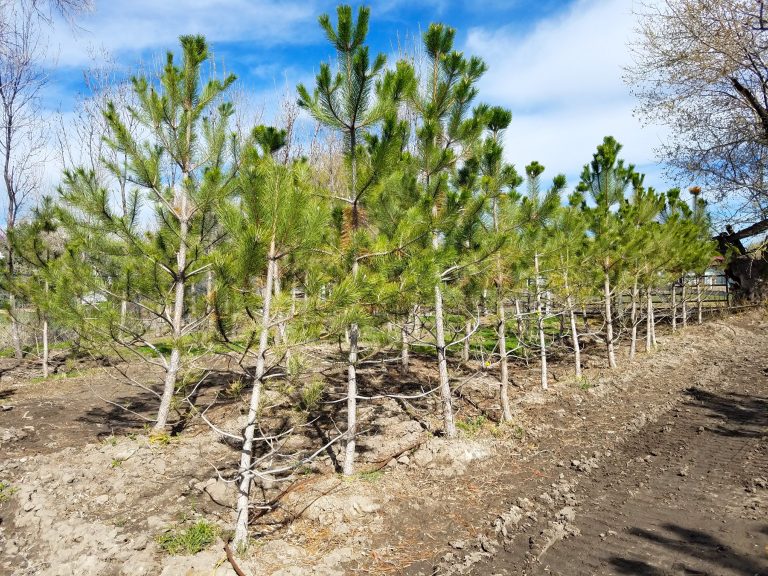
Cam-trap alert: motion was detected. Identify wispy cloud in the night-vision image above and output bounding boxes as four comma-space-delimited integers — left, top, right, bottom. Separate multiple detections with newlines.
47, 0, 327, 69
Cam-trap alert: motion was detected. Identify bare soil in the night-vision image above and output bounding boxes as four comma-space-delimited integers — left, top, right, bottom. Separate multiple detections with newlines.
0, 309, 766, 575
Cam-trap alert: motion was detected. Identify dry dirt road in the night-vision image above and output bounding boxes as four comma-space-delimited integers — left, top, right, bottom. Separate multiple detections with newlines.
454, 324, 768, 575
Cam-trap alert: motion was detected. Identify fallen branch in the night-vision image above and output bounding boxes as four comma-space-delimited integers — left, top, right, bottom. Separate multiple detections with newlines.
224, 542, 248, 576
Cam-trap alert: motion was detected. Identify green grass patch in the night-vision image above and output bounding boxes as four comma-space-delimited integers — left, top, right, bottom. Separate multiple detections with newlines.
155, 519, 218, 555
0, 481, 18, 503
576, 375, 594, 390
456, 415, 488, 436
356, 470, 383, 483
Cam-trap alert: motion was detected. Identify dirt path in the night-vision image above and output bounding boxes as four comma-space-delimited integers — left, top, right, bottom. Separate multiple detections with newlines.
469, 357, 768, 575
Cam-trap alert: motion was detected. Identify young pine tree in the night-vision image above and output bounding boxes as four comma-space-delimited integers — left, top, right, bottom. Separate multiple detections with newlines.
58, 36, 236, 431
298, 5, 412, 474
574, 137, 636, 369
216, 128, 329, 551
519, 162, 564, 390
407, 23, 487, 438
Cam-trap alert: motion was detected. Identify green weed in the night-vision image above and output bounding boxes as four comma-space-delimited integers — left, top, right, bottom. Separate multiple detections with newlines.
224, 378, 245, 398
149, 431, 173, 446
102, 435, 118, 447
456, 415, 487, 436
356, 470, 383, 483
0, 481, 18, 503
155, 519, 218, 555
577, 376, 593, 390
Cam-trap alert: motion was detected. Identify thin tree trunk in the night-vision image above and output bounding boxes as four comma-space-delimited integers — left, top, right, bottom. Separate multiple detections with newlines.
8, 292, 22, 360
514, 298, 523, 337
343, 322, 359, 475
564, 271, 581, 378
629, 276, 639, 360
681, 281, 688, 328
274, 260, 287, 347
582, 304, 589, 333
697, 277, 703, 324
535, 253, 548, 389
400, 314, 409, 374
462, 318, 471, 363
205, 268, 214, 333
603, 263, 617, 369
233, 238, 276, 550
435, 282, 456, 437
342, 249, 361, 475
154, 189, 189, 431
4, 134, 22, 360
42, 281, 49, 379
671, 281, 677, 332
646, 287, 653, 353
497, 292, 512, 421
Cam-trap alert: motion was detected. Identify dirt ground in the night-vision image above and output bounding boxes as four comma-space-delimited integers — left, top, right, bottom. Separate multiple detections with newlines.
0, 309, 766, 575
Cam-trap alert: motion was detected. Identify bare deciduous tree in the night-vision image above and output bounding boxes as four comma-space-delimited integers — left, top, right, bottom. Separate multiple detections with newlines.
628, 0, 768, 228
0, 3, 47, 358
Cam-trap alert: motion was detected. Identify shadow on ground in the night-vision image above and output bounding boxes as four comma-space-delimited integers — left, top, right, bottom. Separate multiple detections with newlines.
609, 523, 768, 576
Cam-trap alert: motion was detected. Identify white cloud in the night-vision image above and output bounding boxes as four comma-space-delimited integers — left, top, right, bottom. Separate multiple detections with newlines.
47, 0, 324, 69
463, 0, 671, 190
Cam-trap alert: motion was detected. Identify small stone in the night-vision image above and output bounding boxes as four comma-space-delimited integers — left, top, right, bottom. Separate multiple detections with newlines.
449, 540, 465, 550
132, 536, 148, 551
517, 497, 534, 511
697, 426, 705, 433
557, 506, 576, 523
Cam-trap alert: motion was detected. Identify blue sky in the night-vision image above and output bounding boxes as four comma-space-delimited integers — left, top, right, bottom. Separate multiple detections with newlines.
42, 0, 671, 195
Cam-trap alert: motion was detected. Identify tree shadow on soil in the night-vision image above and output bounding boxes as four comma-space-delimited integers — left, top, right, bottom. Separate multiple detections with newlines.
609, 523, 768, 576
683, 387, 768, 438
76, 369, 245, 438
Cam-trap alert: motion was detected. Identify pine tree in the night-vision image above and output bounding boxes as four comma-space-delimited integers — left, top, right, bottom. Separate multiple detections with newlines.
10, 197, 64, 379
519, 162, 564, 389
298, 5, 411, 474
574, 137, 636, 369
549, 203, 589, 377
406, 23, 487, 438
216, 127, 329, 551
617, 177, 665, 359
58, 35, 236, 431
476, 107, 522, 418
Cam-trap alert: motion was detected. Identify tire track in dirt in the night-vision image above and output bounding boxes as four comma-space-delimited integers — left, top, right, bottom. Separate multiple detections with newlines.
468, 326, 768, 575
